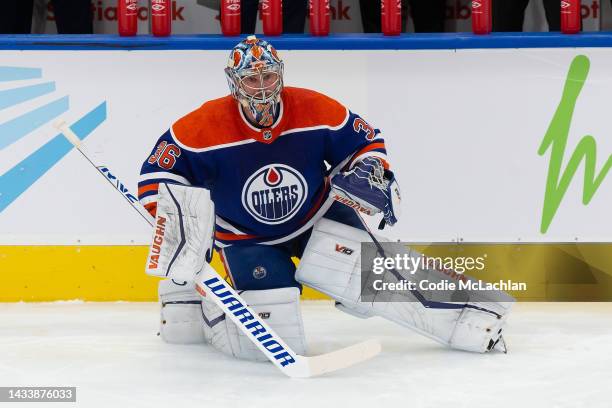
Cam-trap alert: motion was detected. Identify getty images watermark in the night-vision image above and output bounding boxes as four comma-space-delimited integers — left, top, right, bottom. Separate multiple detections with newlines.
360, 242, 525, 303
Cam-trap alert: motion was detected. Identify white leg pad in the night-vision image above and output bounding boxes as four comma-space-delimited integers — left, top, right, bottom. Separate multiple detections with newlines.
201, 287, 307, 362
158, 279, 206, 344
296, 218, 513, 353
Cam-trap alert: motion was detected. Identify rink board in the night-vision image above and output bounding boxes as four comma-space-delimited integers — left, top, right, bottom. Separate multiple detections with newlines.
0, 246, 325, 301
1, 34, 612, 301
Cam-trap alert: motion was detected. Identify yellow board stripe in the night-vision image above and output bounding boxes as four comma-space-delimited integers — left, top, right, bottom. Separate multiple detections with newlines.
5, 243, 612, 302
0, 246, 328, 302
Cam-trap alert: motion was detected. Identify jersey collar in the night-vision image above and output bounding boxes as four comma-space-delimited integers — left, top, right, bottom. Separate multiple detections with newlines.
236, 97, 287, 144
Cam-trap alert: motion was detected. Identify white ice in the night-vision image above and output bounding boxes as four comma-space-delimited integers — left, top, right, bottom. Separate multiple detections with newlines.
0, 302, 610, 408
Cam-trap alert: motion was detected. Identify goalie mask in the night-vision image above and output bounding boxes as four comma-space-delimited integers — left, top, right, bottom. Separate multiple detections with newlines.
225, 35, 284, 128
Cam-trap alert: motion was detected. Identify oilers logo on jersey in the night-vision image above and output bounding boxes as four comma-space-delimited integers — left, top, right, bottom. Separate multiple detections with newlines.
242, 164, 308, 225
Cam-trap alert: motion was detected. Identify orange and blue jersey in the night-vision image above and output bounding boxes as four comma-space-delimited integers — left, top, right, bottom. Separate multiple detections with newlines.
138, 87, 388, 248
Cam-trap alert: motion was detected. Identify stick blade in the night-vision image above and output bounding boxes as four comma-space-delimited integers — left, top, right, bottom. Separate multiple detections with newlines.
295, 339, 381, 378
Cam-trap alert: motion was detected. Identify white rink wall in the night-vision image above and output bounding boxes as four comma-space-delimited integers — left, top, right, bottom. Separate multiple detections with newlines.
1, 47, 612, 244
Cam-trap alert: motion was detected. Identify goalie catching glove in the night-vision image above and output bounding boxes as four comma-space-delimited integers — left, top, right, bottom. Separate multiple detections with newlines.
331, 157, 401, 227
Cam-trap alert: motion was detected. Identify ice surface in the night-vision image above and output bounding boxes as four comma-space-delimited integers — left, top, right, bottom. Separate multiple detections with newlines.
0, 301, 610, 408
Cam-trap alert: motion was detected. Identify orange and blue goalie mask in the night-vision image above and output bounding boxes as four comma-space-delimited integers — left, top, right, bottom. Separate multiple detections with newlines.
225, 35, 284, 128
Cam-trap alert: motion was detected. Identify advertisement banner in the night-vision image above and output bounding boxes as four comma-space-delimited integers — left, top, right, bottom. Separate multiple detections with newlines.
33, 0, 602, 35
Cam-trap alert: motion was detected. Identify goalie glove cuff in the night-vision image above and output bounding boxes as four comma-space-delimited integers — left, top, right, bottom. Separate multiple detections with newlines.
330, 157, 401, 226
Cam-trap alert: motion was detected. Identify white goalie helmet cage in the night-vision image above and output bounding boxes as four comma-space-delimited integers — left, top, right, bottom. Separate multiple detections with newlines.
224, 35, 284, 127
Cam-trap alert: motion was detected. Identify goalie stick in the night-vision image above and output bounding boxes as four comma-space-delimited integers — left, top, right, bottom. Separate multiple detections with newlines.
53, 120, 155, 227
54, 120, 381, 378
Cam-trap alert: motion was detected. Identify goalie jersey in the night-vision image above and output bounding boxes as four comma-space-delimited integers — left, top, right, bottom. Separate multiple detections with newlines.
138, 87, 388, 248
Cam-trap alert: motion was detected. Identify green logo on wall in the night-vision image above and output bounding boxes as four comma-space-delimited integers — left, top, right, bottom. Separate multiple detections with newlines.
538, 55, 612, 234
